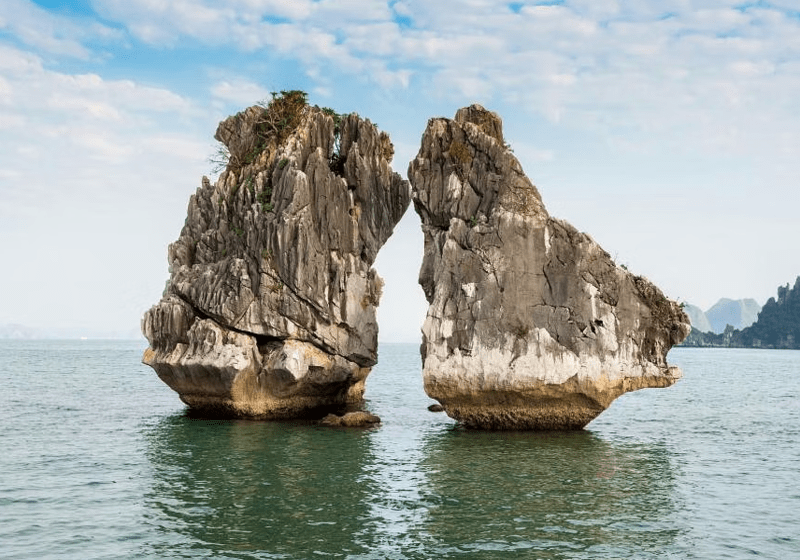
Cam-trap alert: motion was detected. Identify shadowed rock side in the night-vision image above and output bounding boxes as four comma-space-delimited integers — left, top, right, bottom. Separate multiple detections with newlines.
142, 102, 410, 418
409, 105, 690, 430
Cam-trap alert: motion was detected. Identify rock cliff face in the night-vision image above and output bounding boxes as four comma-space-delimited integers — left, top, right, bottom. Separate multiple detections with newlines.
142, 96, 410, 418
409, 105, 690, 429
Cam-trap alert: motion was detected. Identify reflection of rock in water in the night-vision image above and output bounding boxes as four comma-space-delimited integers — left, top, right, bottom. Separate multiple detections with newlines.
140, 413, 683, 557
412, 430, 682, 556
142, 414, 381, 556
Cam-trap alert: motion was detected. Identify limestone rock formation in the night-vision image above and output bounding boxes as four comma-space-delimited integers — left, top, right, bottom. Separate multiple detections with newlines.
320, 411, 381, 427
409, 105, 690, 430
142, 94, 410, 418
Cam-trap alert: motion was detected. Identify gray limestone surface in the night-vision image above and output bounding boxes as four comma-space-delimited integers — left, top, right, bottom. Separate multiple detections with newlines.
142, 100, 410, 418
409, 105, 690, 429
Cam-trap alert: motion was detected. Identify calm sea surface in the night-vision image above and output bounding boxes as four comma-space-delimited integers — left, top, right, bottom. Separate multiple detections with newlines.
1, 341, 799, 559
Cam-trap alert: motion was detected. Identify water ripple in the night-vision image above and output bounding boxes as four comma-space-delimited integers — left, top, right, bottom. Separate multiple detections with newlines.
1, 342, 800, 558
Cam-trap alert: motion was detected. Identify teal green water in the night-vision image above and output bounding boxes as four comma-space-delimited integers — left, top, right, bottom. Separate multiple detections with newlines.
1, 341, 799, 559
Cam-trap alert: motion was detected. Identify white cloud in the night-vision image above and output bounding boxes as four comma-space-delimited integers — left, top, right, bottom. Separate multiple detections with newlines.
0, 74, 11, 100
0, 111, 24, 128
0, 43, 43, 71
514, 144, 556, 163
519, 4, 598, 36
341, 22, 403, 56
58, 0, 800, 165
229, 0, 314, 19
94, 0, 229, 44
313, 0, 393, 23
47, 94, 123, 121
71, 129, 134, 162
60, 2, 800, 212
144, 135, 210, 161
567, 0, 621, 19
0, 44, 210, 333
0, 0, 121, 58
210, 79, 270, 106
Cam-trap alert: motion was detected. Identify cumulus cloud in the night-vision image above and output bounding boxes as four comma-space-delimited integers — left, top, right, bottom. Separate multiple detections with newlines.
4, 0, 795, 157
77, 0, 800, 169
210, 79, 271, 107
0, 0, 121, 58
0, 44, 210, 332
0, 45, 205, 196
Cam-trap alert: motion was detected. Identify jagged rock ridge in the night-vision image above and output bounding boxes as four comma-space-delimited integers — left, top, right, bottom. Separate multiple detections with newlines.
142, 95, 410, 418
409, 105, 690, 430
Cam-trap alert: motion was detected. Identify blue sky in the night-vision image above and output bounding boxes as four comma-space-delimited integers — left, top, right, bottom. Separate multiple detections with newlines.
1, 0, 799, 339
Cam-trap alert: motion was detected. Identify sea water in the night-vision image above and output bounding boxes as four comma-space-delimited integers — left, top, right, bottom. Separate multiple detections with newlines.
1, 340, 798, 559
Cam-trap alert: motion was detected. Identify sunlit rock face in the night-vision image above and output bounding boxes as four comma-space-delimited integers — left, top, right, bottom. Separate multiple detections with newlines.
409, 104, 690, 430
142, 101, 410, 418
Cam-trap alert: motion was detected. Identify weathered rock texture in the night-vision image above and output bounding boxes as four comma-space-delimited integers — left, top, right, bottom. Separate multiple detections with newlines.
320, 411, 381, 427
409, 105, 690, 430
142, 100, 410, 418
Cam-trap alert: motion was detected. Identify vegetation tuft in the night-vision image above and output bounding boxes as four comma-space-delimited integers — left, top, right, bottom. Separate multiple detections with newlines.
256, 90, 309, 147
449, 141, 472, 165
512, 324, 530, 339
209, 144, 231, 175
209, 90, 350, 249
320, 106, 345, 174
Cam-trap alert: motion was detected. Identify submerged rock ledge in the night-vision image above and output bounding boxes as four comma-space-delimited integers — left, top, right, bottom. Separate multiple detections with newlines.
142, 96, 410, 418
409, 105, 690, 429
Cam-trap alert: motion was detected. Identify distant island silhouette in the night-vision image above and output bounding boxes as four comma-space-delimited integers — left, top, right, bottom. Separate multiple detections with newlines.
683, 298, 761, 334
680, 277, 800, 349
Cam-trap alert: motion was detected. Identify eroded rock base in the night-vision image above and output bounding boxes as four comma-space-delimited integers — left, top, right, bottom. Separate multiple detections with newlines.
173, 385, 367, 421
143, 324, 370, 420
430, 374, 678, 430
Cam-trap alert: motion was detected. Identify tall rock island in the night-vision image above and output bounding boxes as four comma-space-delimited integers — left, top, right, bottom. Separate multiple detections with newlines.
142, 92, 410, 418
410, 105, 690, 429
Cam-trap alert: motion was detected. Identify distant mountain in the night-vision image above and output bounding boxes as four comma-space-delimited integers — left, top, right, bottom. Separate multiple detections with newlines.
0, 324, 41, 339
683, 304, 712, 333
737, 278, 800, 348
0, 324, 142, 340
683, 298, 761, 334
681, 277, 800, 349
705, 298, 761, 333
